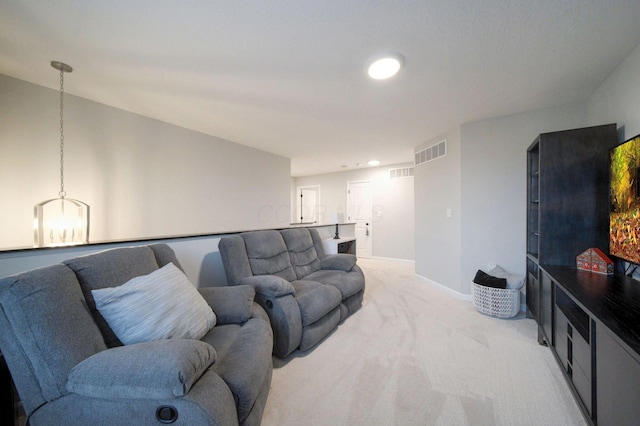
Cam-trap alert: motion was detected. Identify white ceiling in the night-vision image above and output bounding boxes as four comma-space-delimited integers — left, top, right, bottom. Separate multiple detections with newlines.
2, 1, 640, 176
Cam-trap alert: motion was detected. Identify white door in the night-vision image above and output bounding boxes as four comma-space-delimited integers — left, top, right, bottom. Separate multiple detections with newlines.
296, 185, 320, 224
347, 181, 372, 258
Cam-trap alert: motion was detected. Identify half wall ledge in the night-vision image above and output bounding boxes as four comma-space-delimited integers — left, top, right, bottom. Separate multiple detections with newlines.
0, 223, 356, 282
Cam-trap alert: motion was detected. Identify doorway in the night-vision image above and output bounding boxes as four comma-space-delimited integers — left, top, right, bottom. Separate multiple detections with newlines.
347, 180, 372, 258
296, 185, 321, 224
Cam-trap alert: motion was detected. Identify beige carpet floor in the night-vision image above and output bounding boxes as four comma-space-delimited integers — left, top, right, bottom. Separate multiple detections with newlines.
261, 258, 586, 426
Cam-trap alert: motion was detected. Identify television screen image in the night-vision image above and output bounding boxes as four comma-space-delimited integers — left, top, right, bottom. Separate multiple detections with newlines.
610, 133, 640, 264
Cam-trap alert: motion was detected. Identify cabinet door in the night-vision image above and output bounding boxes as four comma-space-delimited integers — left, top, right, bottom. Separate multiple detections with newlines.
597, 326, 640, 426
526, 259, 539, 320
527, 140, 540, 259
554, 307, 569, 372
540, 271, 553, 345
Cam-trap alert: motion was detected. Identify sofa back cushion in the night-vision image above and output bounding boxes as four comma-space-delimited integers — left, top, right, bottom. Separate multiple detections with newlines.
92, 263, 216, 345
0, 264, 107, 414
309, 228, 328, 258
218, 235, 254, 286
280, 229, 321, 279
241, 231, 296, 281
149, 243, 184, 271
63, 246, 161, 347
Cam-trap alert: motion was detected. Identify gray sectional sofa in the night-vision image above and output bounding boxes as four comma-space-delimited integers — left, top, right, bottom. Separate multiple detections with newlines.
0, 244, 273, 426
219, 228, 365, 358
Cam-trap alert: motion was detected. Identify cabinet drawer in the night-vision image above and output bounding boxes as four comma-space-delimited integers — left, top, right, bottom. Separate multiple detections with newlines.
572, 330, 591, 380
572, 361, 592, 415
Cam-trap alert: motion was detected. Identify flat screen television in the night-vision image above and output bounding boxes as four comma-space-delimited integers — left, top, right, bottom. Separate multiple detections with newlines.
610, 133, 640, 264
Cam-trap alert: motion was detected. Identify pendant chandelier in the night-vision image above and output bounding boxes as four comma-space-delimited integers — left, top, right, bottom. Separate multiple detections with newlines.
34, 61, 90, 247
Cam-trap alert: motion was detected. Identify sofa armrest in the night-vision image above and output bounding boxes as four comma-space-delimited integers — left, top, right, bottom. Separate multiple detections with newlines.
66, 339, 216, 399
238, 275, 295, 298
320, 254, 357, 272
198, 285, 255, 324
254, 293, 302, 358
250, 301, 271, 324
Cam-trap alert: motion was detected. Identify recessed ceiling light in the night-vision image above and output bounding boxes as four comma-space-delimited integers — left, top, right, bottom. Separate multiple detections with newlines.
368, 160, 381, 166
367, 53, 404, 80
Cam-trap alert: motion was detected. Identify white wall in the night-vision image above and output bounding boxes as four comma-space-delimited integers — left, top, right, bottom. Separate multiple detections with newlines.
588, 42, 640, 140
0, 74, 291, 249
414, 103, 590, 296
294, 163, 415, 261
414, 128, 462, 292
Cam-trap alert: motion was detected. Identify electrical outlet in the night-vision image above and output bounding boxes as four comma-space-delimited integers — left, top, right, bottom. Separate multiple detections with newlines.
487, 263, 497, 270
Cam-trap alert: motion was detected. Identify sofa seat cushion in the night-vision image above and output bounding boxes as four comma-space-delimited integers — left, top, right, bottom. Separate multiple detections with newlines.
91, 263, 216, 345
202, 319, 273, 424
320, 254, 357, 272
292, 280, 342, 326
304, 269, 363, 299
66, 339, 216, 399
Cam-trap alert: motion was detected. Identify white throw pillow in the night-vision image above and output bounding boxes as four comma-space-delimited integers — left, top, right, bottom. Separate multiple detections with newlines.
488, 265, 525, 290
92, 263, 216, 345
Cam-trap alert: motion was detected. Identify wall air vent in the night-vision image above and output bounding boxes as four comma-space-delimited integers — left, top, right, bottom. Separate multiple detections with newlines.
415, 139, 447, 166
389, 167, 414, 179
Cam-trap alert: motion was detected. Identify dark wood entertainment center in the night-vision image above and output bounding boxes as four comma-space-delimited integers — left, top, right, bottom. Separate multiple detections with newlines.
527, 124, 640, 425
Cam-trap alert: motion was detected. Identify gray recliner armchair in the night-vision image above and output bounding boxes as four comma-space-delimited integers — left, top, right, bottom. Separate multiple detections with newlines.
219, 228, 365, 358
0, 244, 273, 426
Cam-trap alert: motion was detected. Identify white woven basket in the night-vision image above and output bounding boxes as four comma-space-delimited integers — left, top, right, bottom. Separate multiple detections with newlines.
471, 282, 520, 318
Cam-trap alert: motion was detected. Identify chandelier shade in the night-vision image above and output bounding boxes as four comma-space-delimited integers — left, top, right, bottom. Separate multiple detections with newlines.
34, 198, 90, 246
34, 61, 90, 247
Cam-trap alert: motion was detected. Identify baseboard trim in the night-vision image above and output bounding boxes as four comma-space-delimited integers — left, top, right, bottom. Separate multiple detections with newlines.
414, 273, 472, 302
369, 256, 415, 264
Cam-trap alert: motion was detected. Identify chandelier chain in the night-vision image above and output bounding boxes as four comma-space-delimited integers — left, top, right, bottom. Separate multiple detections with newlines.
58, 66, 66, 198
